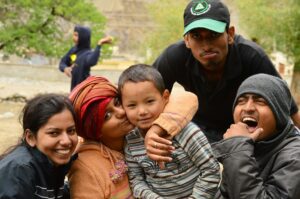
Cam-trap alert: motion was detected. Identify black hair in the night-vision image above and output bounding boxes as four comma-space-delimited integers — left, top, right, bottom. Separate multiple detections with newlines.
118, 64, 165, 95
0, 93, 76, 160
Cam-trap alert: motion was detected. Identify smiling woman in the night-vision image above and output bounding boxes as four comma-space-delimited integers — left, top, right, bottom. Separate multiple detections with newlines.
0, 93, 78, 199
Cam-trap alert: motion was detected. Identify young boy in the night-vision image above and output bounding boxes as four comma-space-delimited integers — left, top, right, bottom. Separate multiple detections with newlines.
118, 64, 220, 198
212, 74, 300, 198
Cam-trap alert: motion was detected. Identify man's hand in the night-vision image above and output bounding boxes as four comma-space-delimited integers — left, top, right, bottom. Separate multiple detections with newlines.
145, 125, 175, 169
223, 122, 263, 141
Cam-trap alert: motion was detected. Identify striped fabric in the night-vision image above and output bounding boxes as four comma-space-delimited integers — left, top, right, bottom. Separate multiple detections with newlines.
34, 185, 64, 199
125, 122, 220, 199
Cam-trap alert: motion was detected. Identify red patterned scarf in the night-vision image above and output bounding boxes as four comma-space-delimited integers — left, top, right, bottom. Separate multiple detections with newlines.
69, 76, 118, 141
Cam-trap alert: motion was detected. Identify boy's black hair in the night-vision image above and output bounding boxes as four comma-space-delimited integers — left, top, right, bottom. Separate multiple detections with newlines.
118, 64, 165, 95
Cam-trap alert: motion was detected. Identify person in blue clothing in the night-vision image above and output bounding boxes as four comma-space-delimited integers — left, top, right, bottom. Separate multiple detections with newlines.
0, 93, 78, 198
59, 25, 112, 90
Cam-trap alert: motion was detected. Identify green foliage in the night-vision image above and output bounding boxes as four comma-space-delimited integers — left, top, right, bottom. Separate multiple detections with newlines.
232, 0, 300, 70
141, 0, 187, 64
0, 0, 109, 59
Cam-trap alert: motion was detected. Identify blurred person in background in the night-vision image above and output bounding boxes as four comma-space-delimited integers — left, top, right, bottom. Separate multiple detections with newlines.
59, 25, 112, 90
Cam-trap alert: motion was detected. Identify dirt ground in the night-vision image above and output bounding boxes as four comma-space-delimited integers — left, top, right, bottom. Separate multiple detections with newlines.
0, 64, 68, 153
0, 102, 24, 153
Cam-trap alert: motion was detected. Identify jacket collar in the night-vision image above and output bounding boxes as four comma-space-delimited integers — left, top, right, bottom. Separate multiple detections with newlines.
28, 147, 75, 175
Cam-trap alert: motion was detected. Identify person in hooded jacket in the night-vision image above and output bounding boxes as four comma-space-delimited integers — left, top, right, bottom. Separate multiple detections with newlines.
59, 25, 112, 90
145, 73, 300, 198
212, 74, 300, 198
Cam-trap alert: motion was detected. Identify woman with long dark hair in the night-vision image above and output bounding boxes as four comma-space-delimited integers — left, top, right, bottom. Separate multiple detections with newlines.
0, 93, 78, 198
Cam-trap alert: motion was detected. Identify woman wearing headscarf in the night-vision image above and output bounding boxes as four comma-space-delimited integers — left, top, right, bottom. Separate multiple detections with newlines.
68, 76, 198, 198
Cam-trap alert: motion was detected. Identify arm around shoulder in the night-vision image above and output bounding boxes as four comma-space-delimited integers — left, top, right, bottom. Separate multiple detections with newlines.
153, 90, 198, 137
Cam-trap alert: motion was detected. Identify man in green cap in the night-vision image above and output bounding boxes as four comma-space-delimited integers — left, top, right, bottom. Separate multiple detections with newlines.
147, 0, 300, 147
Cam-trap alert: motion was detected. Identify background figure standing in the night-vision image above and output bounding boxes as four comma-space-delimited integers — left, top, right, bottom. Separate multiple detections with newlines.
59, 25, 112, 90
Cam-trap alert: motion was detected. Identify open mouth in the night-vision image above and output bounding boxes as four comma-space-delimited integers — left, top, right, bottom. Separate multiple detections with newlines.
55, 149, 71, 156
242, 117, 258, 128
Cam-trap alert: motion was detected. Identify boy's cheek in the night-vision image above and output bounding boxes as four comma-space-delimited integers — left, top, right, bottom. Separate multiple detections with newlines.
125, 110, 135, 123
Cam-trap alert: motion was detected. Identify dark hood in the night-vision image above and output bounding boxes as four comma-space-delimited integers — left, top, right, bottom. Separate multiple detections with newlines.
233, 73, 292, 131
74, 25, 91, 50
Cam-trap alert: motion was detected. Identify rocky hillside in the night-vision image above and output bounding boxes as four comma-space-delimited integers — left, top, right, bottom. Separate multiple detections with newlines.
90, 0, 156, 60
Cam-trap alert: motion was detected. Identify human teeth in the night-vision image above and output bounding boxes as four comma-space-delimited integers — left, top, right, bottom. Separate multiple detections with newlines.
242, 117, 256, 122
56, 149, 70, 155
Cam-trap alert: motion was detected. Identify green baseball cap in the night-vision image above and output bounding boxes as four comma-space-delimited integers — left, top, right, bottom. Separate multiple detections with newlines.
183, 0, 230, 35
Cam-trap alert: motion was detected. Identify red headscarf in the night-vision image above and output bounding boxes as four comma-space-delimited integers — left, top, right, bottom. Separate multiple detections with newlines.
69, 76, 118, 141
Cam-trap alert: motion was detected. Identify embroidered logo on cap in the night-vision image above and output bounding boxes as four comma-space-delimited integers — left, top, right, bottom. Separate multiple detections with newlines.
191, 0, 211, 16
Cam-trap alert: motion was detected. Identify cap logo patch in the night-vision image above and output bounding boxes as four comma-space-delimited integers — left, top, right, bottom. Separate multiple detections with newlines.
191, 0, 211, 16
